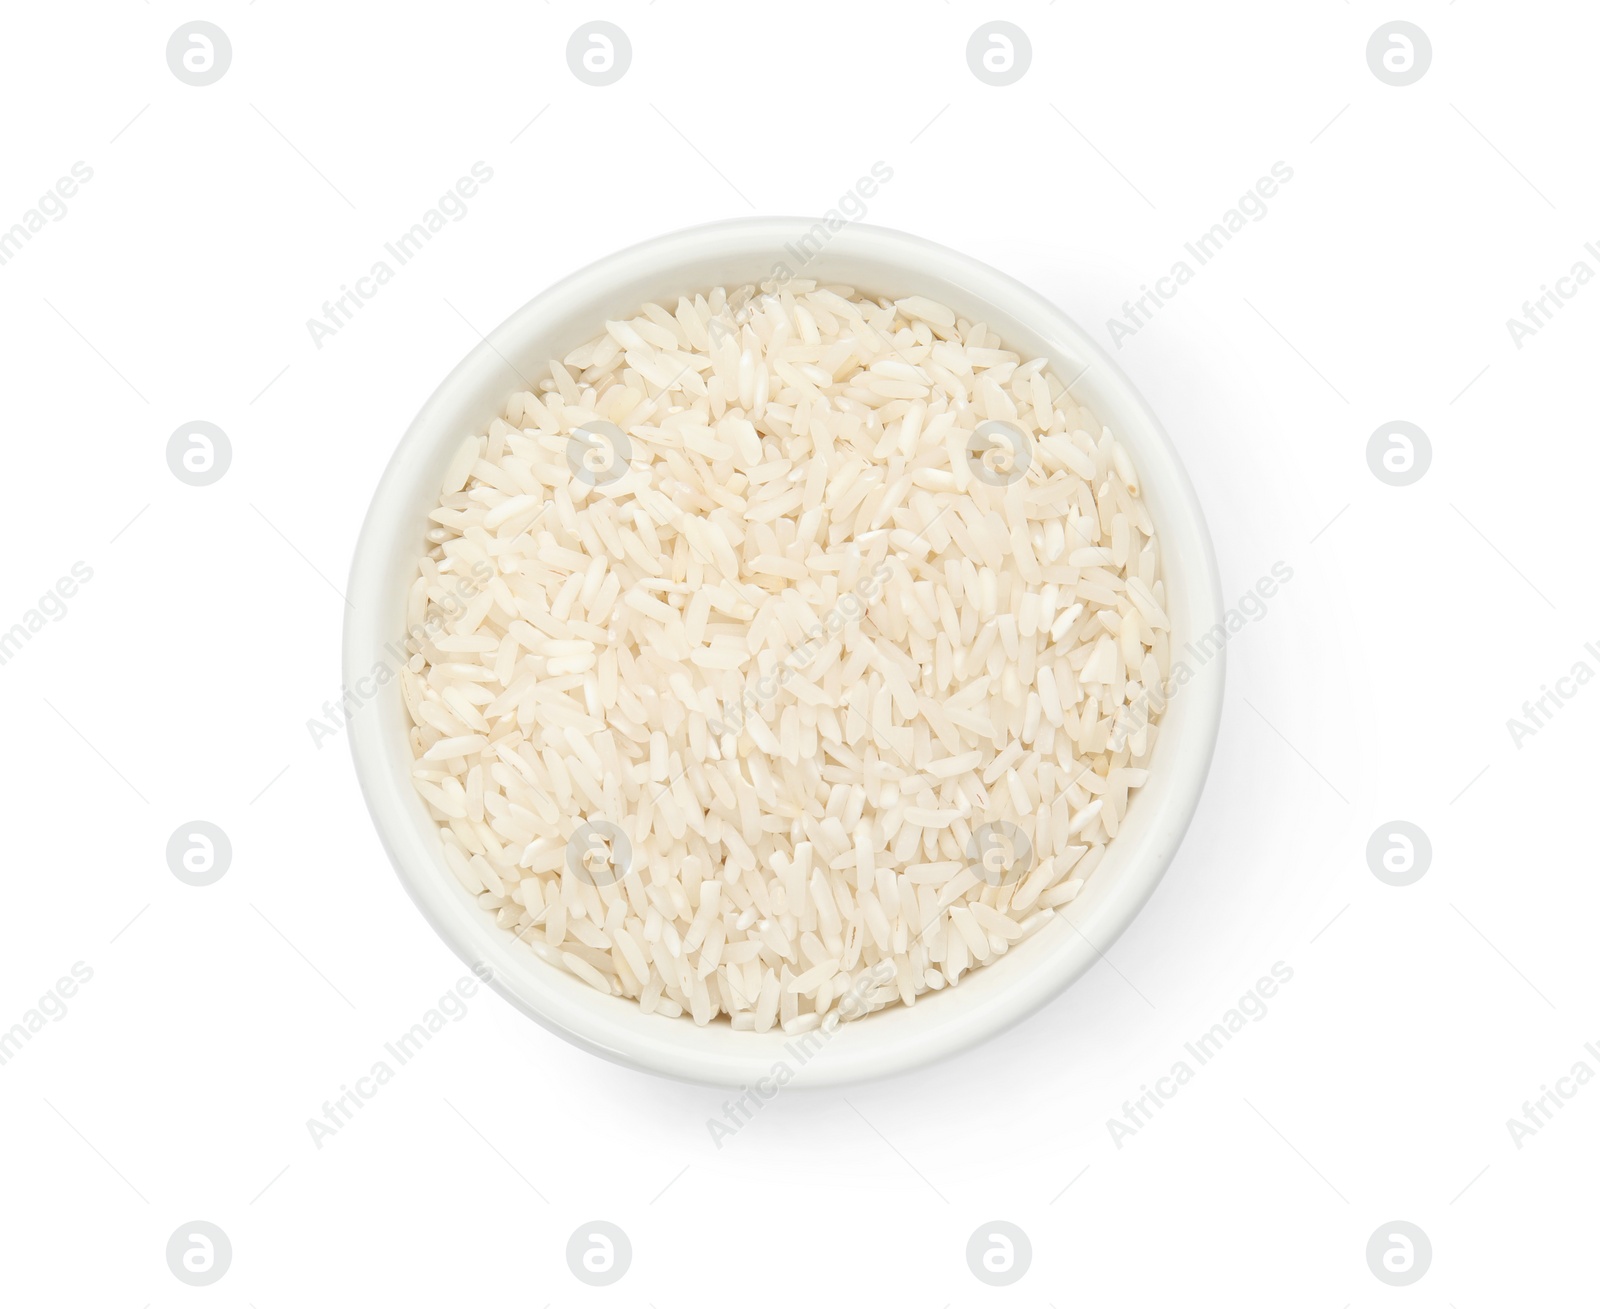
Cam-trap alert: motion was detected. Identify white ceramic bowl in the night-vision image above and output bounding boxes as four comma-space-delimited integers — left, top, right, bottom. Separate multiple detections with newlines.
345, 217, 1224, 1087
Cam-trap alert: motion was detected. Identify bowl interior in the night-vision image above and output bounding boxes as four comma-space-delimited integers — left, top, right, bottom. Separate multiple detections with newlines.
345, 218, 1224, 1087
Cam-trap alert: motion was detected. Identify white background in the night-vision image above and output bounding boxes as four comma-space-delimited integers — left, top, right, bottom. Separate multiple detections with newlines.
2, 1, 1595, 1303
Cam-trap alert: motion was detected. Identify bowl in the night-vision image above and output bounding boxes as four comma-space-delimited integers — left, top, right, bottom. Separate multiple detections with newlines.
345, 217, 1224, 1087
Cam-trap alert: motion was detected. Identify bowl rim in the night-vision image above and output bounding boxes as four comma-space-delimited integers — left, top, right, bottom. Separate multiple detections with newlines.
345, 215, 1225, 1087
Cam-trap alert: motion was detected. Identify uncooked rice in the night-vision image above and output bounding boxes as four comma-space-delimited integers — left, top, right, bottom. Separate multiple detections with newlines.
401, 280, 1169, 1034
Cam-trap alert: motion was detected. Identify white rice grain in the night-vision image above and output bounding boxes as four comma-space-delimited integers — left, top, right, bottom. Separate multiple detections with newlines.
402, 282, 1167, 1029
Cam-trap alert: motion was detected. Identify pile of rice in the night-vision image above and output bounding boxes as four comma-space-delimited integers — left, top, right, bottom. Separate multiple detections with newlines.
401, 281, 1169, 1035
